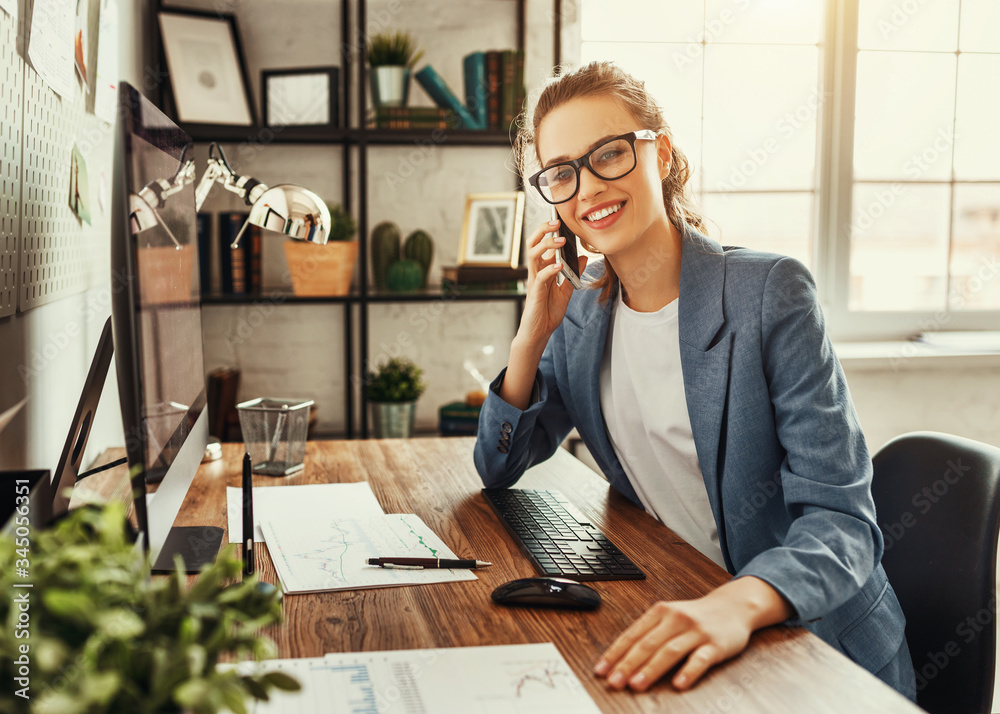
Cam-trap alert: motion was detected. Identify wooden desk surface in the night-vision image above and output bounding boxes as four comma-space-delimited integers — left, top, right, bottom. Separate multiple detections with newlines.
87, 438, 920, 713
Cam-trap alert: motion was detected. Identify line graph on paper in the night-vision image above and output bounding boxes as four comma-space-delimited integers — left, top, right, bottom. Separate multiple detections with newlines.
259, 514, 476, 594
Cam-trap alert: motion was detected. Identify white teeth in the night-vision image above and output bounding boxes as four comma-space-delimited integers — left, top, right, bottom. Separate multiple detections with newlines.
585, 202, 623, 221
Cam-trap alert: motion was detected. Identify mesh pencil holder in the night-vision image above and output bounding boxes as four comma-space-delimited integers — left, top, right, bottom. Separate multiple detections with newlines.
237, 398, 314, 476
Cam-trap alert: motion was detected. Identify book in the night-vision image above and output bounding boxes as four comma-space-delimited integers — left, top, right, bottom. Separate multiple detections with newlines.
441, 265, 527, 283
368, 106, 457, 129
500, 49, 522, 130
485, 50, 502, 130
218, 212, 261, 295
196, 212, 212, 294
415, 65, 484, 130
463, 51, 488, 130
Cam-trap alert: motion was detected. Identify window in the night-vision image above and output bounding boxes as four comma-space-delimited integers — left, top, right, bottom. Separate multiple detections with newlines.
579, 0, 1000, 340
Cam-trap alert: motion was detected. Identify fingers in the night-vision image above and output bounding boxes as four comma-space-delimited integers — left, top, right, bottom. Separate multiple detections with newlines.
598, 606, 700, 692
595, 604, 667, 673
673, 644, 723, 690
526, 220, 565, 274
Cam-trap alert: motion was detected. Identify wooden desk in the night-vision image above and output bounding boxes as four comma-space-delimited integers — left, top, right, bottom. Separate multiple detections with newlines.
88, 438, 920, 713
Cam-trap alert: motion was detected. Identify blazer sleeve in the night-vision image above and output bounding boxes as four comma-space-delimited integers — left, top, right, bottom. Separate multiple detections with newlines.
735, 257, 883, 623
473, 333, 577, 489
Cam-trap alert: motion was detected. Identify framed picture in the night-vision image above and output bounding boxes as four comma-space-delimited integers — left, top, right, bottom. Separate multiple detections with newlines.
262, 67, 340, 128
458, 192, 525, 268
157, 9, 256, 126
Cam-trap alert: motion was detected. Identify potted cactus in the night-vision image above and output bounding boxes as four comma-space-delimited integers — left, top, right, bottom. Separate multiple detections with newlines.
367, 31, 424, 108
366, 357, 426, 438
370, 222, 434, 291
285, 202, 359, 296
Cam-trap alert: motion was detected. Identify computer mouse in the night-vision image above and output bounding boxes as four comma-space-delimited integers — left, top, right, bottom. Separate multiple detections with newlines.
491, 577, 601, 610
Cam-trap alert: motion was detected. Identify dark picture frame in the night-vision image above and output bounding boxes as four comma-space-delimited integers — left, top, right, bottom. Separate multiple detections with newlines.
262, 67, 340, 128
156, 9, 256, 126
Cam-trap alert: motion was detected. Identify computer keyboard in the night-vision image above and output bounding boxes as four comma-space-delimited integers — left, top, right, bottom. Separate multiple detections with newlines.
481, 488, 645, 581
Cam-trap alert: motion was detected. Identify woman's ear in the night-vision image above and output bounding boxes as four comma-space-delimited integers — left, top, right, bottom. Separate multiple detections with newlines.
656, 133, 673, 180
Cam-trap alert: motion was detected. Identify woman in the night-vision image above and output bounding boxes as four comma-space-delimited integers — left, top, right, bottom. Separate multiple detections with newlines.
473, 61, 915, 699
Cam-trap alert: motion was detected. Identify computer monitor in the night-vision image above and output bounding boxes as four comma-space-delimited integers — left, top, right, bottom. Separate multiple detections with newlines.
110, 81, 222, 572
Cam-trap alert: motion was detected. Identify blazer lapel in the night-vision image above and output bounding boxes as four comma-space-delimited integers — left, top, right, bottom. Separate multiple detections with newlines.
678, 229, 733, 560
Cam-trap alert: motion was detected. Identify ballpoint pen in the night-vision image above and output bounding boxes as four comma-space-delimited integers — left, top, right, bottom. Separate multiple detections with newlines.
367, 557, 492, 569
243, 452, 254, 577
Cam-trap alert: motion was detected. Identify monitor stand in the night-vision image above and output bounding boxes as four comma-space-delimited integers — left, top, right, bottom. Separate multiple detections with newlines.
58, 316, 223, 573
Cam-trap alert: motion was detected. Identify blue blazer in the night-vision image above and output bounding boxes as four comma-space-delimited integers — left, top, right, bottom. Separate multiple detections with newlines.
474, 227, 915, 698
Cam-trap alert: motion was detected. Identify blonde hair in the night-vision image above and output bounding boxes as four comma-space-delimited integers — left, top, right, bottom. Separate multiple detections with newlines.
515, 61, 704, 303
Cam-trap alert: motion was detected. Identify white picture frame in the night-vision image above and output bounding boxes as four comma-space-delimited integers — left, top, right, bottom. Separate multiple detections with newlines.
458, 192, 525, 268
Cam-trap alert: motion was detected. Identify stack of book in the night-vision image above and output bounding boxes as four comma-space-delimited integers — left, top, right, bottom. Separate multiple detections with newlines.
412, 49, 525, 131
441, 265, 527, 292
438, 401, 482, 437
368, 106, 458, 130
218, 212, 262, 296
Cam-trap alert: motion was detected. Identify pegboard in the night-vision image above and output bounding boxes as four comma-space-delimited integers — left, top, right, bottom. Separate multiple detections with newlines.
19, 69, 110, 312
0, 9, 21, 318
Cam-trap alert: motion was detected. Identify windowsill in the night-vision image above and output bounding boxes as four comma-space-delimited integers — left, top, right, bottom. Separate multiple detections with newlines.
834, 340, 1000, 371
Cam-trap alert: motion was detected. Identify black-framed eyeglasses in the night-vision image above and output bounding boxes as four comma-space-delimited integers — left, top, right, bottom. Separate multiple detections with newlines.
528, 130, 658, 205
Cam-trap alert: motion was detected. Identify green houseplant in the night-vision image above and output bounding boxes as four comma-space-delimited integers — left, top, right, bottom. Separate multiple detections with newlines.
285, 201, 359, 296
366, 31, 423, 108
366, 357, 427, 438
0, 502, 298, 714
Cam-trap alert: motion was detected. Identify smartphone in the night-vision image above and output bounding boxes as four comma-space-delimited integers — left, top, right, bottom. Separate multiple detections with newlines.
550, 207, 582, 289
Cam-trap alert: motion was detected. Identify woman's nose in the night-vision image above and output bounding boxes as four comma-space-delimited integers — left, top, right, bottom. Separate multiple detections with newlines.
577, 166, 607, 201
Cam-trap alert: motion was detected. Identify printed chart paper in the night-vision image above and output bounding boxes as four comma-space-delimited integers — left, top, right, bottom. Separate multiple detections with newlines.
229, 643, 601, 714
261, 513, 476, 594
226, 481, 385, 543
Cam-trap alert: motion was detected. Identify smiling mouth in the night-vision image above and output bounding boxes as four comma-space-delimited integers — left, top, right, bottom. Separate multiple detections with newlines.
583, 201, 625, 222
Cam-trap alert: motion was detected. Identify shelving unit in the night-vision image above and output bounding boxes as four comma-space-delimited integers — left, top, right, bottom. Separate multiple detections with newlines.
155, 0, 555, 439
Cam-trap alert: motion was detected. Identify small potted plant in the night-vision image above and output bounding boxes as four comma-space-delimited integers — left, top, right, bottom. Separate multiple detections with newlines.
285, 201, 359, 296
0, 502, 299, 713
366, 357, 427, 438
366, 31, 424, 108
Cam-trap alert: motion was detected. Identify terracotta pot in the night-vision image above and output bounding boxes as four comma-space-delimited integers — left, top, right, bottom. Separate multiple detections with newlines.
284, 240, 358, 296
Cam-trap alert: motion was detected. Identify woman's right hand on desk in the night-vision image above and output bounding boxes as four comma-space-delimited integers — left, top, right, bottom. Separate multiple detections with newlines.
518, 219, 588, 348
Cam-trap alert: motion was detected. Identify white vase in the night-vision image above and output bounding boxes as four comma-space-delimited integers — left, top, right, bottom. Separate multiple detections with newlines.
370, 66, 411, 108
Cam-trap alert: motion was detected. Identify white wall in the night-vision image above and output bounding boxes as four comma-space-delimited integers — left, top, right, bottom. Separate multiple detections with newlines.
0, 0, 146, 471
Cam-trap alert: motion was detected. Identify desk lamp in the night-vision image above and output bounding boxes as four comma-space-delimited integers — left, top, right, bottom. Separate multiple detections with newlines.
134, 142, 331, 248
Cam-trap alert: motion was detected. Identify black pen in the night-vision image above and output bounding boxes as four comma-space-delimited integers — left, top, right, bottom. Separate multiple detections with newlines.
367, 557, 491, 569
242, 452, 254, 577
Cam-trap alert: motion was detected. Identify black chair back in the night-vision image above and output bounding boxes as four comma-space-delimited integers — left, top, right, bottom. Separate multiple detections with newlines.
872, 431, 1000, 714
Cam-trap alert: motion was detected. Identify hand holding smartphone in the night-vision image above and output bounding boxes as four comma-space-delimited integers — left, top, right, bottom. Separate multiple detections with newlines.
550, 207, 582, 289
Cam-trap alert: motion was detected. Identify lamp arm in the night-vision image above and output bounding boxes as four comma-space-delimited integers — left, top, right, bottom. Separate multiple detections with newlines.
195, 142, 269, 212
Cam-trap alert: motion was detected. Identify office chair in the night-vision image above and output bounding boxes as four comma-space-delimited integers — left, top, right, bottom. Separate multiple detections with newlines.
871, 431, 1000, 714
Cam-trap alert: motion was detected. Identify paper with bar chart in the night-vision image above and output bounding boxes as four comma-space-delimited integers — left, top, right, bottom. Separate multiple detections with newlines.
260, 513, 477, 594
234, 643, 600, 714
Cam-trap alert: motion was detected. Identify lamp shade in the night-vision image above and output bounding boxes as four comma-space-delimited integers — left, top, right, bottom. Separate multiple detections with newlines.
247, 185, 331, 245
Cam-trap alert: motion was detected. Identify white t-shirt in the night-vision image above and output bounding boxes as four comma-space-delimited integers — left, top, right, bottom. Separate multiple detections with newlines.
598, 291, 726, 569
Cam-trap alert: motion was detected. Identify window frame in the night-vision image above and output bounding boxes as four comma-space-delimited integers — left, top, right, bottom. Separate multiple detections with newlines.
577, 0, 1000, 342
